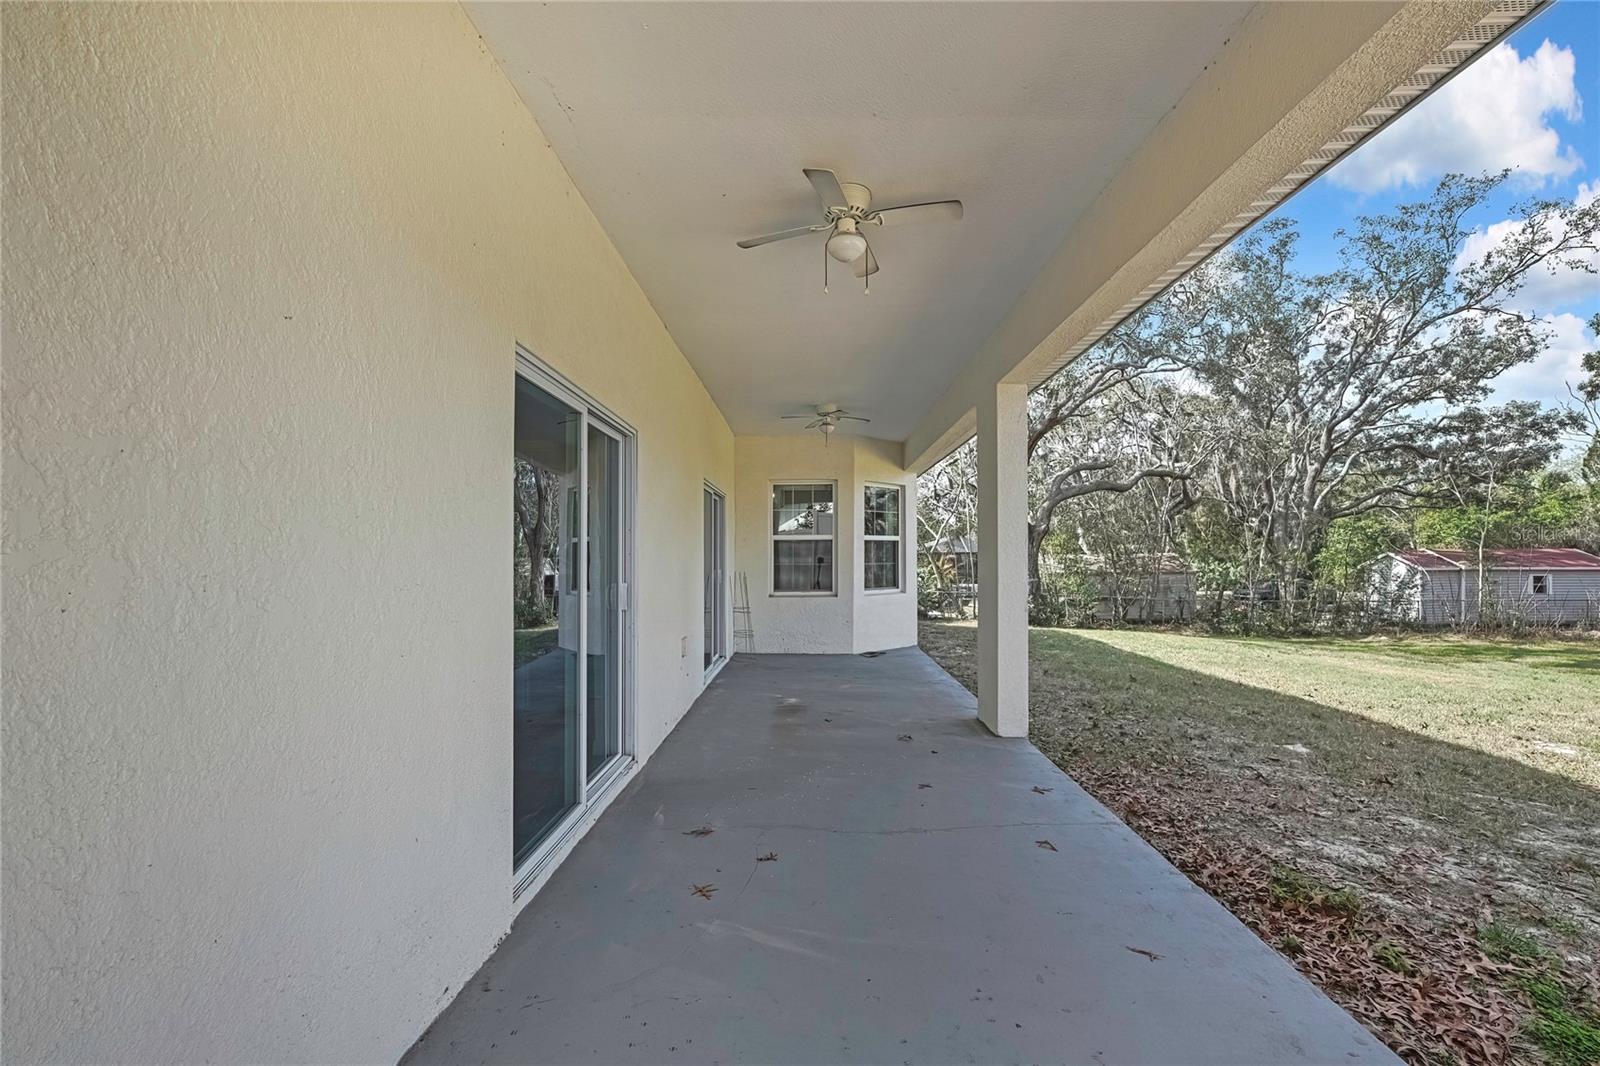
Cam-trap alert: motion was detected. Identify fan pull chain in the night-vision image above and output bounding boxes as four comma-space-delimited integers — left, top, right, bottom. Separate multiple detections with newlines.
822, 245, 829, 294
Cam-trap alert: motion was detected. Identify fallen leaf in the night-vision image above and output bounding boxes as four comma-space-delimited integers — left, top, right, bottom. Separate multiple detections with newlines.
1125, 946, 1163, 961
1035, 839, 1058, 852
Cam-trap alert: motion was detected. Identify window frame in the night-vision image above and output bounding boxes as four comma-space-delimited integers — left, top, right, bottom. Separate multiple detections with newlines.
862, 482, 905, 594
703, 481, 728, 678
769, 480, 838, 597
1528, 572, 1551, 596
513, 346, 638, 910
565, 486, 581, 596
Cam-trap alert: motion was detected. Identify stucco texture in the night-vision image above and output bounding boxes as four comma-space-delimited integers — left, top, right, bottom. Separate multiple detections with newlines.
2, 4, 731, 1061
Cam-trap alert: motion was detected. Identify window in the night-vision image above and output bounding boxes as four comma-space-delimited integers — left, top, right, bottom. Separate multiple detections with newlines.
1529, 573, 1550, 595
864, 484, 902, 591
772, 483, 835, 593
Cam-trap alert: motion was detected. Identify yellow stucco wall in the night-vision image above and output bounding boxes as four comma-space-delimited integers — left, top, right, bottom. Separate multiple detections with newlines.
2, 4, 733, 1060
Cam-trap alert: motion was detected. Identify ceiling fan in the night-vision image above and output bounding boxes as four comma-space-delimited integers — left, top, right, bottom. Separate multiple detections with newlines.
782, 403, 871, 439
737, 169, 963, 292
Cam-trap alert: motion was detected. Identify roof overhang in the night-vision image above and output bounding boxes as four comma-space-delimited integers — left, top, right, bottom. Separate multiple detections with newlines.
465, 1, 1539, 470
904, 0, 1539, 471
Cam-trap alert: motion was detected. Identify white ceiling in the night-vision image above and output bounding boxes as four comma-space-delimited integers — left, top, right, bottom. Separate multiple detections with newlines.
467, 2, 1255, 440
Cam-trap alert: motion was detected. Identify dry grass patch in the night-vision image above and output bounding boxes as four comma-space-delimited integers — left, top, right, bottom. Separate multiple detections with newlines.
514, 625, 558, 668
920, 620, 1600, 1066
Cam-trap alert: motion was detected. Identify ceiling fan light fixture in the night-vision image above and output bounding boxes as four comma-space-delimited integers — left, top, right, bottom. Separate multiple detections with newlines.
736, 170, 964, 289
825, 230, 868, 263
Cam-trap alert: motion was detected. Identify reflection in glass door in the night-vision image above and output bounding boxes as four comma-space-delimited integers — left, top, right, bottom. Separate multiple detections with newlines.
586, 424, 622, 777
703, 486, 726, 671
513, 375, 581, 869
513, 363, 632, 879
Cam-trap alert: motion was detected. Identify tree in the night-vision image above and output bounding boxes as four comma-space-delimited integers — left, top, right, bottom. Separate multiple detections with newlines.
917, 439, 980, 615
917, 172, 1596, 630
1418, 468, 1600, 557
1426, 403, 1579, 620
1137, 171, 1598, 616
1572, 312, 1600, 486
513, 459, 561, 626
1314, 513, 1402, 598
1024, 346, 1204, 586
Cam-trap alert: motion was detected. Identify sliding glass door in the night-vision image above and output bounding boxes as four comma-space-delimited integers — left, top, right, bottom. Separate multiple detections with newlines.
703, 485, 726, 672
513, 376, 581, 869
513, 362, 631, 881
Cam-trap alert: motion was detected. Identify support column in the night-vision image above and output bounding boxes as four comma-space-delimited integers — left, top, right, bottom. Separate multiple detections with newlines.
976, 382, 1028, 737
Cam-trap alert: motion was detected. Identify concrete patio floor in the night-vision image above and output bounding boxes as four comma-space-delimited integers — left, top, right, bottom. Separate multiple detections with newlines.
406, 649, 1397, 1065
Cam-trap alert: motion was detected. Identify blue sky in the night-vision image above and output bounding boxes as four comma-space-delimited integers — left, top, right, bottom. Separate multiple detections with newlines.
1271, 0, 1600, 408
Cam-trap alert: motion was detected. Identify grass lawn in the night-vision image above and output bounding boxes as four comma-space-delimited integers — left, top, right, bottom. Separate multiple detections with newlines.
921, 621, 1600, 1066
514, 626, 557, 668
1057, 628, 1597, 794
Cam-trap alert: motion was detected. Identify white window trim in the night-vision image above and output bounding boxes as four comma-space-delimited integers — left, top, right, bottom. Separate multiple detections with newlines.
863, 481, 905, 594
565, 486, 581, 596
1528, 572, 1551, 595
770, 480, 837, 597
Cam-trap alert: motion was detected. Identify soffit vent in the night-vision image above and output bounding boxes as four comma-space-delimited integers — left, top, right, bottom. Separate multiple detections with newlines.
1030, 0, 1547, 388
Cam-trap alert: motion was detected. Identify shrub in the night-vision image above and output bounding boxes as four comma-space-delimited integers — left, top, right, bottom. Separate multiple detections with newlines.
515, 594, 556, 630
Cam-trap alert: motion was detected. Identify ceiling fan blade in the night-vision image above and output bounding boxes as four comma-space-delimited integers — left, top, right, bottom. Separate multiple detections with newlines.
736, 224, 827, 249
851, 243, 879, 278
803, 168, 848, 209
805, 419, 825, 429
871, 200, 963, 227
780, 414, 813, 419
838, 415, 871, 422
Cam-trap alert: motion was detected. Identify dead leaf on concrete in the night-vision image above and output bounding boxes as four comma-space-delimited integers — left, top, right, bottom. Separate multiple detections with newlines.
1126, 946, 1163, 961
917, 619, 1600, 1066
1035, 839, 1058, 852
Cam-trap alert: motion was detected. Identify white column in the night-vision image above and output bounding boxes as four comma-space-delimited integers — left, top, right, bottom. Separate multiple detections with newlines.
976, 382, 1029, 737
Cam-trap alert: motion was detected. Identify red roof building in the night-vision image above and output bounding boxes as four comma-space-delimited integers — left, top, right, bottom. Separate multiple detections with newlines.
1389, 547, 1600, 571
1376, 547, 1600, 626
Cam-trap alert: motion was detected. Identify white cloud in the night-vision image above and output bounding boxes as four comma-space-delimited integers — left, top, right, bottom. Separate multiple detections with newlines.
1328, 40, 1583, 194
1454, 182, 1600, 315
1490, 311, 1596, 404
